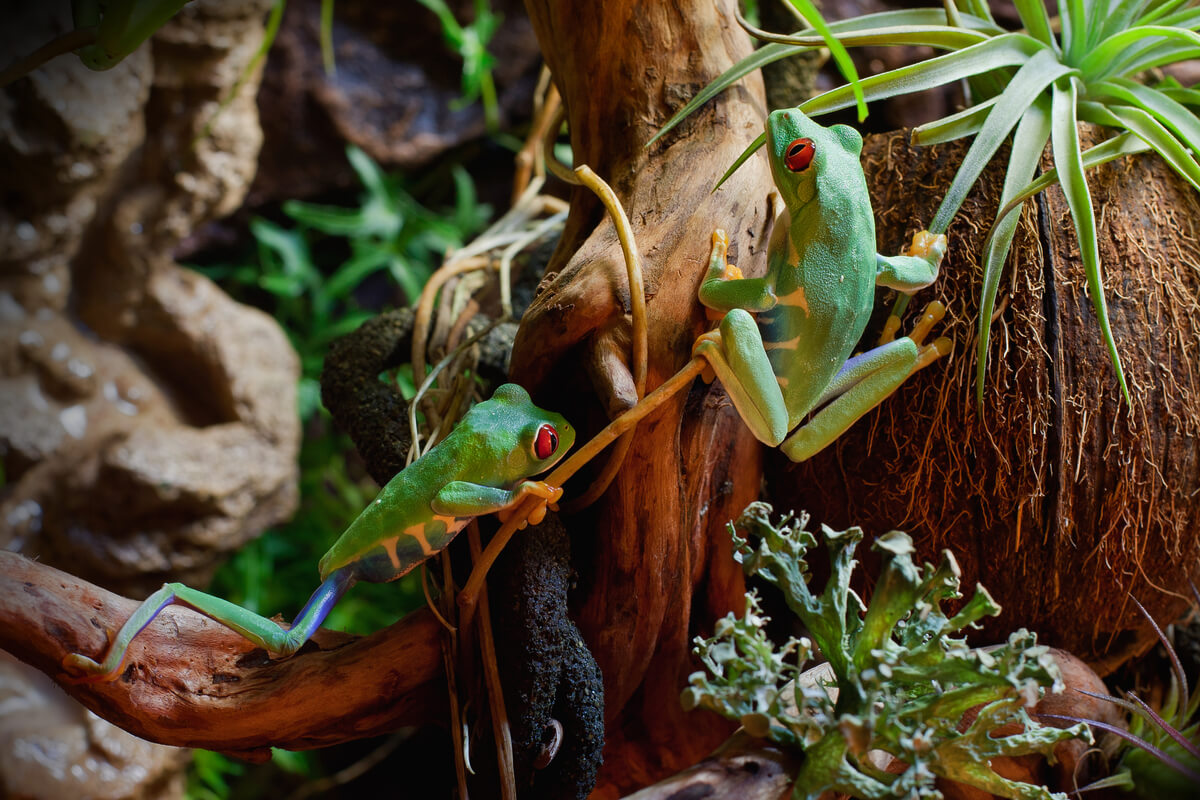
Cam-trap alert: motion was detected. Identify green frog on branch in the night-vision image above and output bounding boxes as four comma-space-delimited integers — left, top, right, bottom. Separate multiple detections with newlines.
62, 108, 950, 683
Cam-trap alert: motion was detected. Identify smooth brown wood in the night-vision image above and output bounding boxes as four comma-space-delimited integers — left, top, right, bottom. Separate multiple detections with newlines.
514, 0, 773, 794
0, 551, 444, 760
619, 731, 799, 800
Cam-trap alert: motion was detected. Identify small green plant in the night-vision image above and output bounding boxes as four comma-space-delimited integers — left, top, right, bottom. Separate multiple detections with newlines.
187, 145, 487, 797
187, 748, 244, 800
198, 144, 489, 419
653, 0, 1200, 406
685, 502, 1088, 799
416, 0, 503, 131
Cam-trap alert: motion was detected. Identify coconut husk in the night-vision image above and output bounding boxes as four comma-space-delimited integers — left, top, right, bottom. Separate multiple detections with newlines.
767, 126, 1200, 675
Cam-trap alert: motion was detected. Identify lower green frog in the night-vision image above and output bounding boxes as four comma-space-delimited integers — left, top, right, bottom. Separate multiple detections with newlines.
63, 383, 574, 681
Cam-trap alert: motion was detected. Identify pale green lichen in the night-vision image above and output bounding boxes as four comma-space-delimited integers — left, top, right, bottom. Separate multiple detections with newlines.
683, 502, 1090, 800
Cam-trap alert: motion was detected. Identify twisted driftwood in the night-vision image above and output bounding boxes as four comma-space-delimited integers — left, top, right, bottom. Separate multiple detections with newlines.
0, 551, 442, 761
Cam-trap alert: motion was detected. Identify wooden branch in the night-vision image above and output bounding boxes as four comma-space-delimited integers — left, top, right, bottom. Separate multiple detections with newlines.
0, 551, 444, 760
512, 1, 771, 792
620, 731, 800, 800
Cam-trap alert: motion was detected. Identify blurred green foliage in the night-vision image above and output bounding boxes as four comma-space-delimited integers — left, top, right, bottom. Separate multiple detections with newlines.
185, 144, 489, 799
416, 0, 503, 130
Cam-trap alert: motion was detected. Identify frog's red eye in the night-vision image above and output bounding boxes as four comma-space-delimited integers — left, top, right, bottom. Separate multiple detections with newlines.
784, 138, 815, 172
534, 424, 559, 459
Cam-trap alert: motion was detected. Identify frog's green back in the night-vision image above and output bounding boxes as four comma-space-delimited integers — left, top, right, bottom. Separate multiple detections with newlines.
762, 109, 879, 426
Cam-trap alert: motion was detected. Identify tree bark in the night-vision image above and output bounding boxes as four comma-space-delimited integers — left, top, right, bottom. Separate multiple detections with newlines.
0, 551, 443, 760
512, 0, 776, 794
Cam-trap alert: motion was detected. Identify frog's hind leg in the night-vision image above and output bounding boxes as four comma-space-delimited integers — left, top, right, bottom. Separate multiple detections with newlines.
62, 567, 357, 682
692, 308, 788, 446
781, 302, 951, 462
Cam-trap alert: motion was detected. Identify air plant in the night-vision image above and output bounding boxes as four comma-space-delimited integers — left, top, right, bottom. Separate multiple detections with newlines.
651, 0, 1200, 406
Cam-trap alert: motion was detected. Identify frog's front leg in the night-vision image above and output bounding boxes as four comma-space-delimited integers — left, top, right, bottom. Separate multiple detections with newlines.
434, 480, 563, 528
696, 229, 778, 315
62, 566, 356, 682
780, 302, 951, 462
876, 230, 948, 342
692, 231, 788, 446
875, 230, 948, 292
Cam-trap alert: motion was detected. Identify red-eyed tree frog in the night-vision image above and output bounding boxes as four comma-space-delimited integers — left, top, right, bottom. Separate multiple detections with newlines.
693, 108, 951, 462
63, 383, 574, 681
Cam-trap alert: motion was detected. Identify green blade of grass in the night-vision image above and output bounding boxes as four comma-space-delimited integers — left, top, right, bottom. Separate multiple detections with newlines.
782, 0, 866, 121
1050, 78, 1130, 404
975, 97, 1051, 407
1083, 0, 1111, 54
1061, 0, 1089, 63
1105, 103, 1200, 190
320, 0, 336, 75
955, 0, 997, 26
942, 0, 965, 29
1159, 85, 1200, 107
1092, 77, 1200, 153
283, 201, 369, 236
991, 131, 1152, 221
1100, 0, 1159, 41
929, 49, 1074, 233
197, 0, 285, 141
1077, 98, 1127, 126
1080, 26, 1200, 79
1114, 42, 1200, 75
312, 308, 379, 345
647, 43, 795, 147
800, 33, 1049, 119
323, 248, 392, 300
250, 219, 316, 291
1011, 0, 1057, 49
713, 131, 768, 191
1155, 5, 1200, 28
1139, 0, 1192, 25
791, 7, 1007, 34
910, 97, 997, 145
740, 24, 992, 51
388, 254, 430, 302
346, 145, 390, 201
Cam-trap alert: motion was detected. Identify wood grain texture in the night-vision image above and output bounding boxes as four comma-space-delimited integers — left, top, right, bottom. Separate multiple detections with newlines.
514, 0, 773, 794
0, 551, 443, 760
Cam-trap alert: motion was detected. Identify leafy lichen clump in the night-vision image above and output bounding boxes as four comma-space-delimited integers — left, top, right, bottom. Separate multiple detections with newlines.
683, 502, 1089, 799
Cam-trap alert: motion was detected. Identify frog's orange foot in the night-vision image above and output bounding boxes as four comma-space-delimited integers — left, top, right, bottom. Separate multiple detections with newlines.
498, 481, 564, 528
691, 330, 722, 384
903, 230, 949, 265
703, 230, 742, 321
710, 229, 744, 282
518, 480, 563, 505
61, 653, 122, 684
908, 300, 947, 347
916, 336, 954, 371
907, 301, 952, 372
